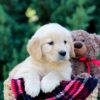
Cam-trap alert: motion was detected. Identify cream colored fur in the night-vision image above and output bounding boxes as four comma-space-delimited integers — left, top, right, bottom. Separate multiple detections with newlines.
5, 23, 75, 98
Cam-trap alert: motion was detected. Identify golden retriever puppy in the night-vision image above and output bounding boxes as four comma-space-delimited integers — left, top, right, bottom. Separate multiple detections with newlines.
7, 23, 75, 97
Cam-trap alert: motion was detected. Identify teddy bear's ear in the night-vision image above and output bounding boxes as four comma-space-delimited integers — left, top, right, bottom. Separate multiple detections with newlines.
95, 35, 100, 46
90, 34, 100, 46
95, 35, 100, 45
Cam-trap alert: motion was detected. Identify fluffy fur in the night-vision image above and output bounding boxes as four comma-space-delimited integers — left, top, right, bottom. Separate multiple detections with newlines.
71, 30, 100, 96
4, 23, 75, 98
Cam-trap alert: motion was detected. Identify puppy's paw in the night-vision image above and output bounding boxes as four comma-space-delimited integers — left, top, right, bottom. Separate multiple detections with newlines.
41, 78, 60, 93
25, 81, 40, 97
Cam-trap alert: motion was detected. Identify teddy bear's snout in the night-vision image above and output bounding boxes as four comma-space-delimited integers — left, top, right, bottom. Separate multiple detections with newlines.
74, 42, 83, 49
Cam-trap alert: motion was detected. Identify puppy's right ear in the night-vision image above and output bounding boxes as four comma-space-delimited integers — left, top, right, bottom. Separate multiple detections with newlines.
27, 37, 42, 60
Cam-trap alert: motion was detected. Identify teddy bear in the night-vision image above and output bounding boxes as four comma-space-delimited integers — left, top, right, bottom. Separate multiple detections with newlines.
3, 29, 99, 100
71, 30, 100, 96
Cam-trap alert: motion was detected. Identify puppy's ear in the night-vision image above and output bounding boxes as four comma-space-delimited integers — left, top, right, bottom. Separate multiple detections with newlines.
70, 38, 75, 58
27, 37, 42, 60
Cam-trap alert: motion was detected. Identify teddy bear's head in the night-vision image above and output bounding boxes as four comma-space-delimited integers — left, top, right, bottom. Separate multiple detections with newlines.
71, 30, 100, 58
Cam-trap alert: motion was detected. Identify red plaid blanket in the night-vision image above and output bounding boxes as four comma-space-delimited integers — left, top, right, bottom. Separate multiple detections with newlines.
11, 76, 98, 100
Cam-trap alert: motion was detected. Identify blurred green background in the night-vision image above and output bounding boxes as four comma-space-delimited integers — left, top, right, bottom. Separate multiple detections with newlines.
0, 0, 100, 99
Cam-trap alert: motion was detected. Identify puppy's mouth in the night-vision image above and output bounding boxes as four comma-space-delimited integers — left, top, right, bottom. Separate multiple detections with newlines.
58, 56, 68, 61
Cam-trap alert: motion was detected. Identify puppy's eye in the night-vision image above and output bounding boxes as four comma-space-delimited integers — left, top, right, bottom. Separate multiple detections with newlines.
64, 40, 67, 44
82, 40, 85, 42
48, 41, 54, 45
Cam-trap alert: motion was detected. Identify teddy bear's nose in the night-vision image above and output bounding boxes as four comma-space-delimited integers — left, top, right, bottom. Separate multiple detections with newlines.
74, 42, 83, 48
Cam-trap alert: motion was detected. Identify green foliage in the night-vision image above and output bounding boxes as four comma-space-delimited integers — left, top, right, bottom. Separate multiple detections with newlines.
92, 0, 100, 33
0, 0, 100, 99
0, 81, 3, 100
0, 5, 12, 61
31, 0, 95, 29
0, 0, 38, 79
66, 5, 95, 29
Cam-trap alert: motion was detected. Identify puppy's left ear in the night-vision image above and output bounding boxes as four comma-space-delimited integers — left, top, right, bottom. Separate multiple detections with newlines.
70, 42, 75, 58
70, 38, 75, 58
27, 37, 42, 60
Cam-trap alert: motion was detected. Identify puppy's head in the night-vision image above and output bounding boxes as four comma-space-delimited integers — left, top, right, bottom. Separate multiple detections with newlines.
27, 23, 75, 63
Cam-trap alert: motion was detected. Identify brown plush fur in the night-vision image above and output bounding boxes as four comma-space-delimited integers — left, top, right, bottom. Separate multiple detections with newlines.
71, 30, 100, 95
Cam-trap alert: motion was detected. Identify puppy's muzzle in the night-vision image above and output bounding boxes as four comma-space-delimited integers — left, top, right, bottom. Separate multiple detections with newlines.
59, 51, 66, 57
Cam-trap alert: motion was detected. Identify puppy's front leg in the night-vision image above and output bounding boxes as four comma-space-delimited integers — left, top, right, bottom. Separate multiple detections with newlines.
14, 69, 40, 97
60, 65, 72, 81
41, 71, 60, 93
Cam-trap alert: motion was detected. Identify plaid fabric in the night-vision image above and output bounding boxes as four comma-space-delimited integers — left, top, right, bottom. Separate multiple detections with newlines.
11, 77, 98, 100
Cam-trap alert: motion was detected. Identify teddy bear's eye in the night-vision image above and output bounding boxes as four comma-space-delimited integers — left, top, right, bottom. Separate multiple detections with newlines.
48, 41, 54, 45
74, 39, 76, 41
82, 40, 85, 42
64, 40, 67, 44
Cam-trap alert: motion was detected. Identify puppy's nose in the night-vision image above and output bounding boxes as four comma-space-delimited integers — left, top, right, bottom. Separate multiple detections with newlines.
74, 42, 83, 49
59, 51, 66, 57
